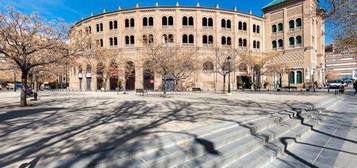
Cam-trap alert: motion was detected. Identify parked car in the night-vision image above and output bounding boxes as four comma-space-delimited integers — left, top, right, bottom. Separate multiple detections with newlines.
328, 80, 342, 89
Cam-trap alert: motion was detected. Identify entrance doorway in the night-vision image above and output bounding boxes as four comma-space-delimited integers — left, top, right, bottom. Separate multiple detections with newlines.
143, 64, 154, 90
237, 75, 252, 89
125, 61, 135, 90
96, 62, 104, 90
109, 61, 119, 91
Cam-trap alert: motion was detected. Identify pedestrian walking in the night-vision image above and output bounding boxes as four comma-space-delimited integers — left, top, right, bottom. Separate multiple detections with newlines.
353, 80, 357, 96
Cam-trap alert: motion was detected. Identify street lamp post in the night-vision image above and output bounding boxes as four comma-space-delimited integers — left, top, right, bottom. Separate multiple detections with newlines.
227, 56, 232, 93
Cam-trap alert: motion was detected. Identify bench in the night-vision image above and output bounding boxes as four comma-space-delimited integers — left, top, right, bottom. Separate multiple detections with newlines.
136, 89, 148, 95
282, 86, 297, 91
192, 88, 202, 92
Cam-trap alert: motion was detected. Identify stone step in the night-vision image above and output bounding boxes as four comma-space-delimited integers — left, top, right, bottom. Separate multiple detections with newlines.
135, 116, 287, 168
225, 147, 275, 168
93, 115, 269, 168
177, 135, 263, 168
264, 124, 311, 157
225, 123, 311, 168
255, 118, 301, 143
137, 125, 252, 168
245, 114, 290, 134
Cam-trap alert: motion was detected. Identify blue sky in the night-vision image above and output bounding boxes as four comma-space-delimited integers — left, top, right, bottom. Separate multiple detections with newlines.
0, 0, 332, 42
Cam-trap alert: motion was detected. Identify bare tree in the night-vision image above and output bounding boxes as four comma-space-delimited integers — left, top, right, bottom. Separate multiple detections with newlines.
238, 49, 281, 90
324, 0, 357, 48
143, 44, 197, 94
91, 48, 121, 91
213, 48, 239, 93
0, 7, 88, 106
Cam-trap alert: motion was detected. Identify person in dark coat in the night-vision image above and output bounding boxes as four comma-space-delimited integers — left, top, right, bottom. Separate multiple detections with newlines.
353, 80, 357, 96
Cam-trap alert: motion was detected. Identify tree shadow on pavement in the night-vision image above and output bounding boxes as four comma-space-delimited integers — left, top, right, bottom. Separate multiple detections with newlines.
0, 95, 308, 168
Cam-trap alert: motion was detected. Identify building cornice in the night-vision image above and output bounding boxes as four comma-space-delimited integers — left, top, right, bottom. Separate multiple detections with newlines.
71, 6, 264, 29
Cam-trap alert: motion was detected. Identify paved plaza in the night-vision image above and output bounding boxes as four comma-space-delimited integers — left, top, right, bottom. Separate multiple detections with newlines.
0, 91, 356, 167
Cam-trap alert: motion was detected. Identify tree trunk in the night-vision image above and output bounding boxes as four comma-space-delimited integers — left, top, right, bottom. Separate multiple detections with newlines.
34, 74, 39, 93
223, 74, 226, 94
20, 71, 28, 107
162, 77, 166, 94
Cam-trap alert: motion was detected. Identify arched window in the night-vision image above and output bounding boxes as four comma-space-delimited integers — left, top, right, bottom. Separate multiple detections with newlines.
100, 39, 103, 47
253, 40, 256, 48
182, 16, 188, 26
143, 35, 147, 43
289, 20, 294, 29
125, 36, 130, 44
257, 41, 260, 49
168, 16, 174, 25
227, 37, 231, 45
114, 37, 118, 46
239, 63, 248, 72
86, 64, 92, 74
96, 24, 99, 32
257, 25, 260, 33
143, 17, 148, 26
243, 39, 247, 47
89, 26, 91, 34
297, 71, 302, 83
272, 25, 277, 32
253, 24, 256, 32
109, 21, 113, 30
113, 21, 118, 29
168, 34, 174, 42
289, 37, 295, 47
189, 17, 194, 26
289, 71, 295, 84
125, 19, 130, 27
221, 19, 226, 28
239, 21, 242, 30
130, 18, 135, 27
78, 66, 82, 74
208, 18, 213, 26
189, 34, 194, 43
148, 34, 154, 43
130, 35, 135, 44
149, 17, 154, 26
163, 34, 168, 43
278, 39, 283, 48
208, 35, 213, 44
109, 38, 113, 46
296, 18, 302, 28
182, 34, 188, 43
278, 23, 283, 31
221, 36, 226, 45
296, 36, 302, 46
100, 23, 103, 31
203, 61, 214, 71
239, 38, 243, 46
243, 22, 247, 31
162, 16, 167, 25
202, 17, 207, 26
272, 40, 277, 49
226, 20, 231, 28
203, 35, 208, 44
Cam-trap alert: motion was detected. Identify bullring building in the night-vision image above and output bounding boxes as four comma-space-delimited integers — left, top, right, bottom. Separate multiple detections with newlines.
69, 0, 325, 91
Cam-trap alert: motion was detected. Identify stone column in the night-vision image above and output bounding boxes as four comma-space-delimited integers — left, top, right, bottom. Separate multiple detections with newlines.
135, 65, 143, 89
